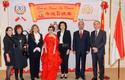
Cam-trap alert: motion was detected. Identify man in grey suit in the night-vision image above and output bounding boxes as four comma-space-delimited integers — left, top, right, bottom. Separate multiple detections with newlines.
90, 20, 106, 80
73, 20, 90, 80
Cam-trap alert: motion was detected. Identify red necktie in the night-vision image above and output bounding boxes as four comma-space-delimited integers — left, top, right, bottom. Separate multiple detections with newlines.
80, 31, 83, 39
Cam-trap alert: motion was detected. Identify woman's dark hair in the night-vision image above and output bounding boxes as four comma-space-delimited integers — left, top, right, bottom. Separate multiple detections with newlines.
48, 25, 55, 31
14, 24, 23, 34
5, 26, 13, 35
58, 21, 67, 30
6, 26, 13, 32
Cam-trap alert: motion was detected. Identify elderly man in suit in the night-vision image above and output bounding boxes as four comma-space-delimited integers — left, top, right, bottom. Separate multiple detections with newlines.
90, 20, 106, 80
73, 20, 90, 80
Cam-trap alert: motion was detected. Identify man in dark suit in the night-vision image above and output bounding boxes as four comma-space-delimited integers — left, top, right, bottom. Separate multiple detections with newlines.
73, 20, 90, 80
90, 20, 106, 80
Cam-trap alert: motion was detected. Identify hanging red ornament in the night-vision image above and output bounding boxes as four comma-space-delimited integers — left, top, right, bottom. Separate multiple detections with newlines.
3, 0, 9, 11
100, 1, 108, 13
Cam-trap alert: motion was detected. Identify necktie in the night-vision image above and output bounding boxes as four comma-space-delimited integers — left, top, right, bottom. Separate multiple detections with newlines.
95, 31, 98, 37
80, 31, 83, 39
94, 31, 97, 45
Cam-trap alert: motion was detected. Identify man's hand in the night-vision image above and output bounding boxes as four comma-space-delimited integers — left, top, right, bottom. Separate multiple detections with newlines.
92, 47, 98, 53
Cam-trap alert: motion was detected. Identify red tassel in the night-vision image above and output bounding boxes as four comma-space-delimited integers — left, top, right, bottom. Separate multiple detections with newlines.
15, 17, 20, 22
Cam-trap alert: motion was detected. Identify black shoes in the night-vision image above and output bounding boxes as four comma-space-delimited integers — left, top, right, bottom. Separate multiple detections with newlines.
21, 78, 24, 80
60, 74, 68, 79
75, 76, 80, 79
64, 75, 67, 79
60, 74, 64, 79
5, 78, 10, 80
35, 75, 39, 79
60, 76, 63, 79
15, 77, 24, 80
31, 74, 39, 80
81, 77, 85, 80
92, 77, 97, 80
75, 76, 85, 80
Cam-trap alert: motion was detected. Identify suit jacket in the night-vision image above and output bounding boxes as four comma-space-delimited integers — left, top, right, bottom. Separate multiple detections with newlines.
57, 30, 71, 50
90, 30, 106, 55
73, 30, 90, 53
28, 33, 43, 55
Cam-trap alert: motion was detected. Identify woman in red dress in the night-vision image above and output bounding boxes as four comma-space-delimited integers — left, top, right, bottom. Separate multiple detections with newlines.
41, 25, 61, 80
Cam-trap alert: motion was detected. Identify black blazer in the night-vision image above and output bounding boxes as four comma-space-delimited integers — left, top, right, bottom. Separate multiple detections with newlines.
90, 30, 106, 55
73, 30, 90, 53
28, 33, 43, 55
3, 35, 14, 66
57, 30, 71, 50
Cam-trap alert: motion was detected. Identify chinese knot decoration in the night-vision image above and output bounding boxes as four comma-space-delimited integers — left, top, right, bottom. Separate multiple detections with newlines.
3, 0, 9, 11
100, 1, 108, 13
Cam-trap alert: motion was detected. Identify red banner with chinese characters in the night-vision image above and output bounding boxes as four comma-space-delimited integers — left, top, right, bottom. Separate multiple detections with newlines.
29, 3, 80, 22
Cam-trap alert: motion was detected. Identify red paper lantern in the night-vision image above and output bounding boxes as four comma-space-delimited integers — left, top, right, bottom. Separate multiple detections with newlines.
3, 0, 9, 11
101, 1, 108, 12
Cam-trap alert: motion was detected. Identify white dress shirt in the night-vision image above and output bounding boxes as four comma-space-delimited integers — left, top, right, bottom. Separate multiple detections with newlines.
79, 30, 83, 34
95, 29, 100, 37
33, 32, 41, 52
59, 31, 64, 44
34, 32, 40, 44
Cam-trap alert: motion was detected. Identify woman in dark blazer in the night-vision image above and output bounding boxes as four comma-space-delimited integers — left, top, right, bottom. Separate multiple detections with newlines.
57, 21, 71, 79
13, 24, 28, 80
3, 27, 14, 80
28, 24, 43, 80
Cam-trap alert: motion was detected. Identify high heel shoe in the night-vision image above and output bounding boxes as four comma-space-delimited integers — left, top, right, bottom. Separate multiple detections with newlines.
5, 78, 10, 80
15, 78, 19, 80
60, 74, 64, 79
64, 74, 67, 79
21, 78, 24, 80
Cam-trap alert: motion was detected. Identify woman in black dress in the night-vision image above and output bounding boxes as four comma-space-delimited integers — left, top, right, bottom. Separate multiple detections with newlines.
57, 21, 71, 79
28, 24, 43, 80
13, 24, 28, 80
3, 27, 14, 80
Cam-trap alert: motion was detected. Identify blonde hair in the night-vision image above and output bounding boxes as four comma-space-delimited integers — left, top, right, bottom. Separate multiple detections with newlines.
30, 24, 40, 34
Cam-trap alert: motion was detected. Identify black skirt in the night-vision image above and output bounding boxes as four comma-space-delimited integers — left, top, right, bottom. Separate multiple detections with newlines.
4, 53, 14, 66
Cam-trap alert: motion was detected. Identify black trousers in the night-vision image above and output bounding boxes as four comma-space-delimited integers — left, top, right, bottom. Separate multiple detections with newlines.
15, 68, 23, 80
59, 44, 69, 74
92, 53, 104, 80
29, 51, 41, 79
75, 52, 86, 79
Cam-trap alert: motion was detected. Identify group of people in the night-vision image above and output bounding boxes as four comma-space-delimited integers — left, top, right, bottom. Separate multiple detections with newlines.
3, 20, 106, 80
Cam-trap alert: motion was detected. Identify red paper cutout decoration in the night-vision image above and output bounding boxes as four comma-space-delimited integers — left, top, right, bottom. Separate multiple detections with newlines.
3, 0, 9, 11
100, 1, 108, 13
